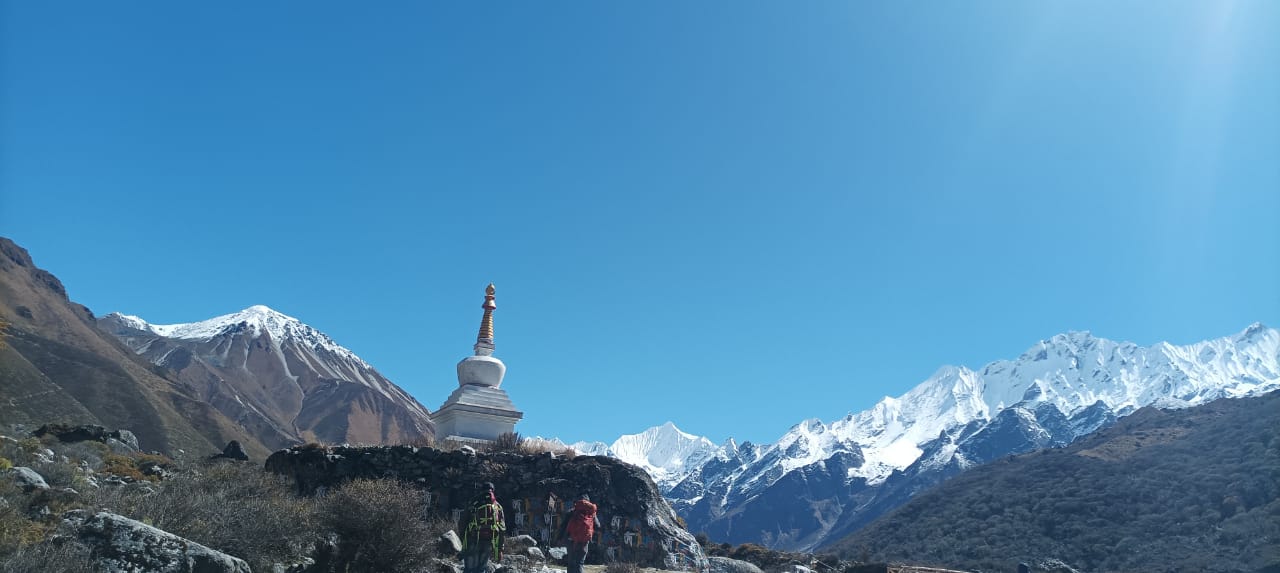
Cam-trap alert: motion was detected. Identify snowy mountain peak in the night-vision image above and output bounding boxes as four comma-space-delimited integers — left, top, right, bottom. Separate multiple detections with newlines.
570, 422, 720, 489
114, 306, 371, 370
101, 306, 433, 437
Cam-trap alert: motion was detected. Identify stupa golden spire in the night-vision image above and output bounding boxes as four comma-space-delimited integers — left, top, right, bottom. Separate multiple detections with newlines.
476, 283, 496, 347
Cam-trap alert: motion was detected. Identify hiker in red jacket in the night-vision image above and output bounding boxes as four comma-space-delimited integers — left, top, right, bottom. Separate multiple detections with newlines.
558, 493, 601, 573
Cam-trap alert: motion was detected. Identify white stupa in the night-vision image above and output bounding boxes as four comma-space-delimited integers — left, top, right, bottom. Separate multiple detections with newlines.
431, 284, 524, 443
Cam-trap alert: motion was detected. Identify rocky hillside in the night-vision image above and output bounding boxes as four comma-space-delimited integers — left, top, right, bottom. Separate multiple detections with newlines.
827, 390, 1280, 573
0, 237, 268, 458
98, 306, 434, 449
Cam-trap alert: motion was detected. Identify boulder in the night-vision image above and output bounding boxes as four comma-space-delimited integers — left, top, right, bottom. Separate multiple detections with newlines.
438, 530, 463, 556
505, 534, 538, 555
431, 557, 463, 573
709, 556, 766, 573
116, 430, 140, 450
526, 547, 545, 560
61, 509, 251, 573
106, 437, 140, 454
269, 557, 315, 573
508, 534, 537, 547
7, 467, 49, 491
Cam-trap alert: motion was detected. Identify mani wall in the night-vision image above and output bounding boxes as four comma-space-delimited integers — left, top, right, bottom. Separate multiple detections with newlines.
265, 445, 708, 571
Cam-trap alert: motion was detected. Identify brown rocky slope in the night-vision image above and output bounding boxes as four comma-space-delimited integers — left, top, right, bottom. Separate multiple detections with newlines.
0, 236, 268, 458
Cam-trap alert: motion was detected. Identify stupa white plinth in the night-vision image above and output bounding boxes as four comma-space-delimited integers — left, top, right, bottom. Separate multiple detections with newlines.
432, 284, 523, 444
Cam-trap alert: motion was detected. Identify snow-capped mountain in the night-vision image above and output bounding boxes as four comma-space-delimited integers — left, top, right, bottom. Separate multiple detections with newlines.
585, 324, 1279, 551
98, 305, 435, 448
569, 422, 721, 489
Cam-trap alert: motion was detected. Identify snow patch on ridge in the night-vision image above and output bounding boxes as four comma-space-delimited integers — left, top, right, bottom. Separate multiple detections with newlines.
119, 306, 373, 370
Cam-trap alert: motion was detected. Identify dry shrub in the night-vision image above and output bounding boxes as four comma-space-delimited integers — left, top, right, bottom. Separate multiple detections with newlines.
100, 453, 147, 482
0, 444, 21, 468
518, 437, 574, 456
0, 458, 10, 471
32, 460, 77, 489
52, 441, 108, 470
0, 538, 93, 573
0, 477, 62, 560
319, 478, 435, 573
408, 435, 436, 448
561, 447, 578, 459
84, 460, 320, 571
299, 442, 328, 451
488, 431, 522, 454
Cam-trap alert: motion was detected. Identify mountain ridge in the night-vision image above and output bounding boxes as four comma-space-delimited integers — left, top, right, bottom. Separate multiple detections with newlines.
569, 323, 1278, 551
827, 389, 1280, 572
97, 305, 434, 449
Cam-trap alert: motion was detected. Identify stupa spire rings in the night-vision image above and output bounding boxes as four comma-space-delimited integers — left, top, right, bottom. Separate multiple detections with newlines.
474, 283, 496, 356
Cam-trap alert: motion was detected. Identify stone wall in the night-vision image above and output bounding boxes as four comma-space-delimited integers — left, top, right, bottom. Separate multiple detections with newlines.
265, 446, 708, 571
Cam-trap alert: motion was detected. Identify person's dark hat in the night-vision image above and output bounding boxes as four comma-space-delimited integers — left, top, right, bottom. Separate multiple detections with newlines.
579, 494, 590, 502
483, 482, 495, 491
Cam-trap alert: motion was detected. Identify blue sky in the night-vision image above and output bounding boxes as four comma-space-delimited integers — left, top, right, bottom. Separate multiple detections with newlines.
2, 2, 1277, 445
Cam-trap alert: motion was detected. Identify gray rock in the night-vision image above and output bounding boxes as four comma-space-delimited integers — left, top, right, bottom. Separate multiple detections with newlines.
7, 467, 50, 491
459, 445, 477, 456
431, 557, 463, 573
526, 547, 545, 560
106, 437, 139, 455
508, 534, 537, 547
117, 430, 140, 450
438, 530, 463, 556
269, 557, 315, 573
709, 557, 765, 573
1030, 558, 1084, 573
62, 509, 251, 573
547, 547, 567, 560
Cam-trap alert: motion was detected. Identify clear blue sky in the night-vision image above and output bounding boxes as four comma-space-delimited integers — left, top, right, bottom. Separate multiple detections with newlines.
2, 2, 1277, 445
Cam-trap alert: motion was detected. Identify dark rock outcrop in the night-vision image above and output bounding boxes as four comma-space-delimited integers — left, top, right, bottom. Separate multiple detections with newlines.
210, 440, 250, 461
266, 447, 708, 570
61, 509, 251, 573
33, 423, 139, 450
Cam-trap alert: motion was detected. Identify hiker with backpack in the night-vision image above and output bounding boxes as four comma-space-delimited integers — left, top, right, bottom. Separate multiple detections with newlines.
460, 482, 507, 573
558, 493, 601, 573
